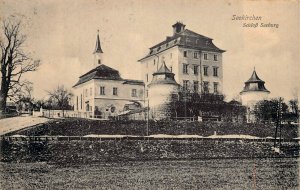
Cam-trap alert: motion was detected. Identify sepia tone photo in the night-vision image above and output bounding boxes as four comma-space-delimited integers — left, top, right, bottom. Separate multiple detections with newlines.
0, 0, 299, 189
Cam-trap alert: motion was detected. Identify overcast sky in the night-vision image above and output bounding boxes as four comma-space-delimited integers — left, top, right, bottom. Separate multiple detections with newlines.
1, 0, 299, 101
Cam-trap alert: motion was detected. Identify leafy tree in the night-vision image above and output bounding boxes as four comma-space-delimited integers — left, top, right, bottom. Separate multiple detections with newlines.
253, 98, 288, 123
289, 99, 298, 116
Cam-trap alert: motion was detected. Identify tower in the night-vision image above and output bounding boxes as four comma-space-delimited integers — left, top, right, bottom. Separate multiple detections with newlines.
148, 61, 180, 120
93, 30, 103, 67
240, 68, 270, 122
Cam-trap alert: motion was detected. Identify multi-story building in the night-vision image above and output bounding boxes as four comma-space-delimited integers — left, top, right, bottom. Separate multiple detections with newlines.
73, 32, 144, 119
138, 22, 225, 96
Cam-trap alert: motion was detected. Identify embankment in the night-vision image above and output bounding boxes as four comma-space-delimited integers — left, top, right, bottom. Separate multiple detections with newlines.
1, 137, 299, 164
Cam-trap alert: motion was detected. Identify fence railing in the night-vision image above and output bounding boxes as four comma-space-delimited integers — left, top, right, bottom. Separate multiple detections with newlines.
2, 135, 300, 143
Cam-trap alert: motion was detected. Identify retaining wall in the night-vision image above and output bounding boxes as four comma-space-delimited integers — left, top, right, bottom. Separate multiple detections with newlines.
1, 138, 299, 164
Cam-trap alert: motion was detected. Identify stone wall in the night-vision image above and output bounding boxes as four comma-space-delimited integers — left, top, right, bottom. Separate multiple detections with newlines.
1, 139, 298, 164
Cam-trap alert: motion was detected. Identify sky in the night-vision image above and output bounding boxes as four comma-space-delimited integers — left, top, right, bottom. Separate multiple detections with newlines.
1, 0, 300, 101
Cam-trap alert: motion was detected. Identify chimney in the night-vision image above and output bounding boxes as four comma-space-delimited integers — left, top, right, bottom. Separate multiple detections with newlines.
172, 22, 186, 35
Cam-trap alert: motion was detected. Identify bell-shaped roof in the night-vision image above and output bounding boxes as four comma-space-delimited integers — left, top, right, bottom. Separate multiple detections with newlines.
154, 61, 173, 75
94, 32, 103, 54
245, 70, 263, 83
148, 62, 179, 87
240, 69, 270, 94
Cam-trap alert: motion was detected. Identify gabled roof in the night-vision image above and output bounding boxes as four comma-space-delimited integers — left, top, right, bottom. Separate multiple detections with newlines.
73, 64, 121, 87
139, 27, 225, 61
94, 33, 103, 53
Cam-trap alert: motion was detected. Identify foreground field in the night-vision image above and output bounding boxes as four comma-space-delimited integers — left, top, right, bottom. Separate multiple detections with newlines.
0, 158, 298, 190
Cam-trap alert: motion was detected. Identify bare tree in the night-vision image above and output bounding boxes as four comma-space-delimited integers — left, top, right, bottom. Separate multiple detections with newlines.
0, 15, 39, 113
47, 85, 73, 117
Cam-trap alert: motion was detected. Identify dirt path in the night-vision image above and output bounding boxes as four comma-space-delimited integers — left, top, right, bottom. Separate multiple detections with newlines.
0, 116, 49, 135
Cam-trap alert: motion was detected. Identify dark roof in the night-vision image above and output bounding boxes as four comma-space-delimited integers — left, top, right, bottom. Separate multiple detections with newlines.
139, 28, 225, 61
73, 64, 121, 87
240, 70, 270, 94
154, 62, 173, 75
148, 62, 179, 87
123, 79, 144, 85
73, 64, 144, 87
245, 70, 263, 83
94, 33, 103, 53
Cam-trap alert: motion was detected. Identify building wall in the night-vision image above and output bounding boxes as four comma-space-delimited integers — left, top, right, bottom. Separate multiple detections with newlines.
73, 80, 95, 112
148, 83, 179, 120
140, 46, 223, 94
140, 46, 179, 89
73, 79, 144, 118
177, 48, 223, 94
240, 91, 270, 123
240, 91, 269, 107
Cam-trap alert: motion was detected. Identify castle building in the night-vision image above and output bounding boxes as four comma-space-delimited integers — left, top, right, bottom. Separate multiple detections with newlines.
73, 32, 144, 119
240, 69, 270, 122
138, 22, 225, 97
148, 62, 180, 120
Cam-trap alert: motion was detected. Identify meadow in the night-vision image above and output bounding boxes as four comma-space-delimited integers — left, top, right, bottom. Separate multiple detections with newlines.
0, 158, 298, 190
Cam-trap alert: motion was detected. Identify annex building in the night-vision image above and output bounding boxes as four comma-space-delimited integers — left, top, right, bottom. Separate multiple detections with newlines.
73, 32, 144, 119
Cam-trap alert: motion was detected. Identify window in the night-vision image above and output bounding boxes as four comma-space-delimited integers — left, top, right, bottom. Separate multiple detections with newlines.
80, 94, 82, 109
131, 89, 137, 97
76, 96, 78, 110
193, 65, 199, 75
213, 67, 219, 77
98, 59, 101, 64
203, 81, 209, 94
193, 81, 199, 92
154, 59, 156, 65
214, 54, 218, 61
194, 52, 198, 59
100, 86, 105, 95
204, 53, 208, 60
146, 74, 148, 82
183, 64, 188, 74
204, 66, 208, 76
85, 89, 88, 97
183, 80, 189, 91
183, 51, 187, 57
213, 82, 218, 94
90, 88, 92, 96
113, 87, 118, 96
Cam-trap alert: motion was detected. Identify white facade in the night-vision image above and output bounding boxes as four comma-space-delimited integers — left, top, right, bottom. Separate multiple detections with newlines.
73, 79, 144, 118
139, 22, 225, 96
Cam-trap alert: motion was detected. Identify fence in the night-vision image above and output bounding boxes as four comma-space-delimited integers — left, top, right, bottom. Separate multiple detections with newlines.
34, 109, 98, 119
2, 135, 300, 143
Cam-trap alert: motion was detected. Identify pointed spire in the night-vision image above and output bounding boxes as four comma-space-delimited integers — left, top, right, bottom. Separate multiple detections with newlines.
246, 69, 263, 83
94, 30, 103, 54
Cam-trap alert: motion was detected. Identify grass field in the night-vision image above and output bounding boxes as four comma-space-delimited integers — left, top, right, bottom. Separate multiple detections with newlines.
1, 158, 299, 190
